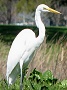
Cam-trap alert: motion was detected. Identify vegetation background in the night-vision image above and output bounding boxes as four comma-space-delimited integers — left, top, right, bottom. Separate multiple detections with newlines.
0, 0, 67, 89
0, 0, 67, 26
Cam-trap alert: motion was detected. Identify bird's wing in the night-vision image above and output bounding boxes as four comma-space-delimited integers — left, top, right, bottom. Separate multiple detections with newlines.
6, 29, 36, 82
6, 33, 26, 80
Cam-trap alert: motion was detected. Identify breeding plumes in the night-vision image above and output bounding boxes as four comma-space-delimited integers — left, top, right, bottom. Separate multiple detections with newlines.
6, 4, 61, 90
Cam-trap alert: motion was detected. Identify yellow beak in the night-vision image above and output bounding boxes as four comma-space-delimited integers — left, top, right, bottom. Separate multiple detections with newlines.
47, 7, 61, 14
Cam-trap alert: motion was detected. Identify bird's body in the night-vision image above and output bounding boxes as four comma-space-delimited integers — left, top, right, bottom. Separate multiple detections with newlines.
6, 29, 37, 84
6, 4, 61, 90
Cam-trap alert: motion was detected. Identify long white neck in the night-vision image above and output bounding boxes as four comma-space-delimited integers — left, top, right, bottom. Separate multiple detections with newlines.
35, 9, 45, 47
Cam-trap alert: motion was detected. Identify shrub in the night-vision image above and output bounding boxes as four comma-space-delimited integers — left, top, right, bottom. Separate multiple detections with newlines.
0, 69, 67, 90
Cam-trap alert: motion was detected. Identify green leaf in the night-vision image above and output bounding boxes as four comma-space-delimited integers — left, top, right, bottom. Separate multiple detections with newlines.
60, 80, 67, 88
42, 70, 54, 80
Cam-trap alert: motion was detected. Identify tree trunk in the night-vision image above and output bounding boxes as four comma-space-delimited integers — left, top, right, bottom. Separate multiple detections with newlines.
6, 0, 12, 24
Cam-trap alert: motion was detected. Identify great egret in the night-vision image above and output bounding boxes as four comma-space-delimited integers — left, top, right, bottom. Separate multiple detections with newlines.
6, 4, 61, 90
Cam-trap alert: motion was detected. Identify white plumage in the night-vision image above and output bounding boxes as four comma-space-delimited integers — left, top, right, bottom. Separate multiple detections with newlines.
6, 29, 36, 83
6, 4, 61, 90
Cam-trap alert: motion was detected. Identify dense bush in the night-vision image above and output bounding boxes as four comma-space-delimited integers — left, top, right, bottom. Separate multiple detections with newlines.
23, 69, 67, 90
0, 25, 67, 43
0, 25, 38, 43
0, 69, 67, 90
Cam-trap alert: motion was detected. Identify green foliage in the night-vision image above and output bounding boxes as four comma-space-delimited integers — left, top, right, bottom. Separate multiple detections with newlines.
0, 25, 67, 44
0, 69, 67, 90
23, 69, 58, 90
0, 25, 38, 44
0, 0, 6, 11
16, 0, 52, 13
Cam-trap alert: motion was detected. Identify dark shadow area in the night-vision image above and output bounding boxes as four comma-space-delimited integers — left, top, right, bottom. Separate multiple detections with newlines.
0, 25, 38, 45
0, 25, 67, 45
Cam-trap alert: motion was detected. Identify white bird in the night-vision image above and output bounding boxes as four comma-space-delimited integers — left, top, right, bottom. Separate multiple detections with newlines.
6, 4, 61, 90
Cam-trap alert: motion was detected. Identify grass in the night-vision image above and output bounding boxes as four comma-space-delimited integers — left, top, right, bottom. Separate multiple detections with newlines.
0, 33, 67, 89
0, 40, 10, 79
28, 35, 67, 80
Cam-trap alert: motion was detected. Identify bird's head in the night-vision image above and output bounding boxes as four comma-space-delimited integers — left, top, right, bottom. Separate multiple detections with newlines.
36, 4, 61, 14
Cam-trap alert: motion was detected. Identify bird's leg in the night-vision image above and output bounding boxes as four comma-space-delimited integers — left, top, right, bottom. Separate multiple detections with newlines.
20, 59, 23, 90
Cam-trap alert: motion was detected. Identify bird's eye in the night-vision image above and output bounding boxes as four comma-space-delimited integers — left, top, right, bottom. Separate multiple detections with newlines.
43, 7, 46, 10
